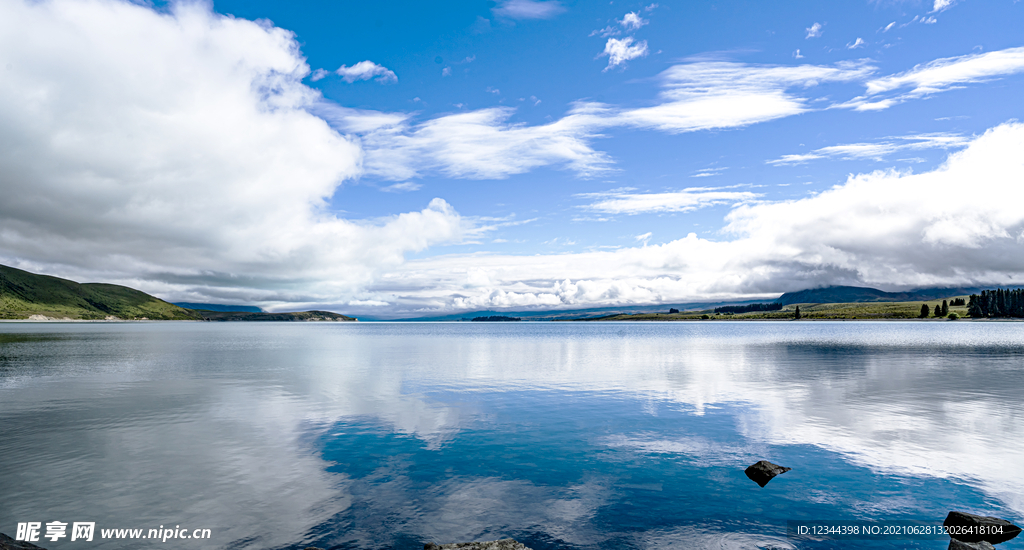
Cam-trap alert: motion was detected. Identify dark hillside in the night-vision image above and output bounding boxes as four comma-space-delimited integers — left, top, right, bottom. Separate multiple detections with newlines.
777, 285, 981, 305
196, 310, 356, 321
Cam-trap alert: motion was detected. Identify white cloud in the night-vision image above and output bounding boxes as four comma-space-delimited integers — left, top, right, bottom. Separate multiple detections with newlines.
492, 0, 565, 20
335, 60, 398, 83
768, 132, 971, 165
442, 67, 452, 77
601, 37, 649, 70
866, 46, 1024, 96
593, 10, 649, 36
617, 61, 875, 133
0, 0, 466, 306
847, 38, 865, 49
315, 60, 874, 182
932, 0, 958, 12
375, 122, 1024, 314
310, 68, 330, 81
839, 46, 1024, 110
806, 22, 823, 39
309, 102, 412, 133
793, 49, 804, 59
381, 182, 423, 193
691, 168, 726, 178
619, 11, 648, 31
577, 187, 759, 215
880, 21, 895, 32
354, 105, 614, 180
347, 299, 390, 306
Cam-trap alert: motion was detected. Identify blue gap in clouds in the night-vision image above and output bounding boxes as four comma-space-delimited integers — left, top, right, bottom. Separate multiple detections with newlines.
290, 390, 1002, 550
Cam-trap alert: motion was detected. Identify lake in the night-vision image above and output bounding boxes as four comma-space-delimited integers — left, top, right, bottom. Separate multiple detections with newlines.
1, 321, 1022, 550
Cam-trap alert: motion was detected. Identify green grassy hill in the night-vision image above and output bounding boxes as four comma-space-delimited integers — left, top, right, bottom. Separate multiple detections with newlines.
0, 264, 202, 320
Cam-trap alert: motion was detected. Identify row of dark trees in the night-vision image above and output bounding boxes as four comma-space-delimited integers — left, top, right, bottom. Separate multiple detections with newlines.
967, 289, 1024, 318
714, 302, 783, 314
919, 300, 952, 318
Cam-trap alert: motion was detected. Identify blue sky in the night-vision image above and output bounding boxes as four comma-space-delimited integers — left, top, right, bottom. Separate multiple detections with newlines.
0, 0, 1023, 316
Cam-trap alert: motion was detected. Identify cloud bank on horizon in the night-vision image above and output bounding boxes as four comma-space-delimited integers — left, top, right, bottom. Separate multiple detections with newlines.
0, 0, 1022, 316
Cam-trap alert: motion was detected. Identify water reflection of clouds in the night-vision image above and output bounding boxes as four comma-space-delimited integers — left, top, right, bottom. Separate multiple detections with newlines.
308, 323, 1024, 517
313, 476, 612, 548
0, 380, 353, 549
599, 434, 758, 467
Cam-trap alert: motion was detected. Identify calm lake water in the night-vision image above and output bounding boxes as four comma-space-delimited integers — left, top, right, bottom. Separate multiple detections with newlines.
1, 321, 1022, 550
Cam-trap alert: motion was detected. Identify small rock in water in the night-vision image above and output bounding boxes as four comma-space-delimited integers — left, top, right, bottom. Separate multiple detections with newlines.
944, 511, 1022, 544
424, 539, 532, 550
949, 539, 996, 550
744, 460, 791, 487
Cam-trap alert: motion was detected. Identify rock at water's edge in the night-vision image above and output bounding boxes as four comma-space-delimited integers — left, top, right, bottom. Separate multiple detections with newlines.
425, 539, 532, 550
949, 539, 996, 550
0, 533, 48, 550
944, 511, 1022, 544
744, 460, 792, 487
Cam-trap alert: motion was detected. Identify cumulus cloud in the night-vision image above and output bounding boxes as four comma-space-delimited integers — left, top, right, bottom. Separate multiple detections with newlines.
842, 46, 1024, 110
600, 37, 649, 70
806, 22, 823, 39
768, 132, 970, 165
374, 123, 1024, 314
619, 11, 648, 30
492, 0, 565, 20
335, 60, 398, 83
5, 0, 1016, 314
0, 0, 464, 306
577, 187, 759, 215
932, 0, 958, 12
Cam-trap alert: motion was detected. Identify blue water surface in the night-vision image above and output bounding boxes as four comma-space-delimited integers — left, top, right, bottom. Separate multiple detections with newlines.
0, 321, 1022, 550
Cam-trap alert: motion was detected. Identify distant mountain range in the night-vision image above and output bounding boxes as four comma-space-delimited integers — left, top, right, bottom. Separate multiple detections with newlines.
0, 262, 993, 322
172, 302, 263, 313
382, 285, 987, 321
196, 310, 355, 322
369, 300, 763, 322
